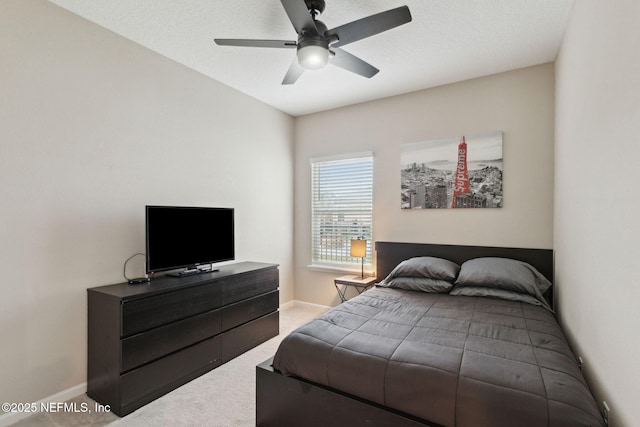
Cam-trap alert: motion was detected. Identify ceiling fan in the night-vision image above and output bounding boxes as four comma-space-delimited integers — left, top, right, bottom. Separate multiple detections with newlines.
214, 0, 412, 85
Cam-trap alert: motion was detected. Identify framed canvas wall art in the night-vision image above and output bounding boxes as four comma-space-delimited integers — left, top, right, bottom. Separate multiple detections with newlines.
401, 131, 503, 209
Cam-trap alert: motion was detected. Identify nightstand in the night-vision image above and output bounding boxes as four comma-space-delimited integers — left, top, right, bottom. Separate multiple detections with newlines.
334, 275, 377, 302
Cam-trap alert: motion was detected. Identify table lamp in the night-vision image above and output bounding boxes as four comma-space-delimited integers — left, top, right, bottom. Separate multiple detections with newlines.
350, 238, 367, 279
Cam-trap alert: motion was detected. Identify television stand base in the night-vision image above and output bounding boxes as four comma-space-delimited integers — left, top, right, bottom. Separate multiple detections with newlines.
167, 268, 219, 278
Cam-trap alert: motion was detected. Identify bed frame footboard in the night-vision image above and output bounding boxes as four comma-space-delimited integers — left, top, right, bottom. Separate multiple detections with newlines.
256, 358, 438, 427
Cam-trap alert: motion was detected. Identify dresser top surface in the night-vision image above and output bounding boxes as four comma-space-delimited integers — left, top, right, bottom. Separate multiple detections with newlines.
88, 261, 278, 299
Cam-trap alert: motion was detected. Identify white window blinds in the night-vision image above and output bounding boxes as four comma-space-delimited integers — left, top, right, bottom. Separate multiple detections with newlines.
311, 153, 373, 267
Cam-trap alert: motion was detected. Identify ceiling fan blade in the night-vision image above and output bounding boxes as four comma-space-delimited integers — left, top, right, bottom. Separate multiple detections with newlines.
214, 39, 297, 49
330, 48, 379, 79
325, 6, 412, 48
282, 58, 305, 85
281, 0, 318, 35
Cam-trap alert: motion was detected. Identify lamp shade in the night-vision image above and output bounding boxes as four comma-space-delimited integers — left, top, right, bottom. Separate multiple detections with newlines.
350, 239, 367, 258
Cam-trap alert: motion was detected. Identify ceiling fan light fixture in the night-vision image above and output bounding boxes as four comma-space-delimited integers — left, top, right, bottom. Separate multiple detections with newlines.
297, 44, 329, 70
215, 3, 412, 84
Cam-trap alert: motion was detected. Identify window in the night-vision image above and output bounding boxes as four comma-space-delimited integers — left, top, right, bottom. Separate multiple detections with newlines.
311, 153, 373, 268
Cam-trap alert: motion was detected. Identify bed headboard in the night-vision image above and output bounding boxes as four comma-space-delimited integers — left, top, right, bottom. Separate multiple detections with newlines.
375, 241, 553, 283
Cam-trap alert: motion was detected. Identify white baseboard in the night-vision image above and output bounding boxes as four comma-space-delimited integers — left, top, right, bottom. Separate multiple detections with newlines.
280, 300, 332, 311
279, 300, 295, 310
0, 383, 86, 427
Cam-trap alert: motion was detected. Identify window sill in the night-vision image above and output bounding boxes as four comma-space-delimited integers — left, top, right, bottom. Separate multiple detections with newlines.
307, 264, 374, 276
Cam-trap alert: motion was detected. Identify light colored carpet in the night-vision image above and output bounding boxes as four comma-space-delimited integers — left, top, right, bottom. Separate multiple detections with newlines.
10, 303, 327, 427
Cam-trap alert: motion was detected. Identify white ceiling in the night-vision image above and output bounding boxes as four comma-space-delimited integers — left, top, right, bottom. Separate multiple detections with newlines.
48, 0, 575, 116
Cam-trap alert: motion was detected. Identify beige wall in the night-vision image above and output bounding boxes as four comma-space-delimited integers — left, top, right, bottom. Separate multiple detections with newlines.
555, 1, 640, 426
294, 64, 555, 306
0, 0, 294, 408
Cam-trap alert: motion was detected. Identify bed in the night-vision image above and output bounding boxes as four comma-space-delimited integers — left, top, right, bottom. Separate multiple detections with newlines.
256, 242, 604, 427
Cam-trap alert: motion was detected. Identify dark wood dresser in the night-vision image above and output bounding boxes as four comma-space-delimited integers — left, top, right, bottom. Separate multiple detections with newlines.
87, 262, 279, 416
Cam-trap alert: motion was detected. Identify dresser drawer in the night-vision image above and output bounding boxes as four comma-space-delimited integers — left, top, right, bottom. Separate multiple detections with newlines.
221, 311, 279, 363
121, 334, 222, 409
121, 283, 222, 337
122, 308, 222, 372
222, 290, 278, 332
221, 268, 279, 306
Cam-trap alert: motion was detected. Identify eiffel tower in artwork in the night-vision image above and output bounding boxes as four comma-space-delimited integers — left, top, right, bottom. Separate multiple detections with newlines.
451, 136, 469, 208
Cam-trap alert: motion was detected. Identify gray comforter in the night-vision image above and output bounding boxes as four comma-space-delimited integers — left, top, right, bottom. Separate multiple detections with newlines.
273, 287, 603, 427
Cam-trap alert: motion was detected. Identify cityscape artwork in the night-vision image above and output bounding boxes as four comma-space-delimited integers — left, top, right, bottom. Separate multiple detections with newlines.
401, 131, 503, 209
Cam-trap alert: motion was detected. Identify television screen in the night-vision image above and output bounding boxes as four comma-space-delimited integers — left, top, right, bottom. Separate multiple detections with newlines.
146, 206, 234, 274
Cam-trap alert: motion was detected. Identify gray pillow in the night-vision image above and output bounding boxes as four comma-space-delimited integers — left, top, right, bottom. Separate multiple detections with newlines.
384, 256, 460, 281
378, 256, 460, 293
449, 285, 552, 311
455, 257, 552, 300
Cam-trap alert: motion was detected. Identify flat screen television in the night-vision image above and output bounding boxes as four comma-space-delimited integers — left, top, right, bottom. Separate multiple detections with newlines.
146, 205, 234, 275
